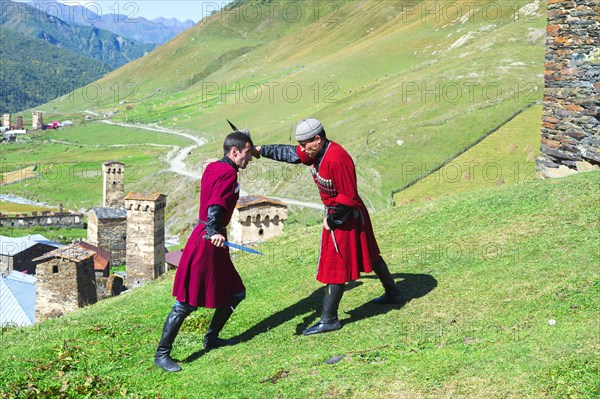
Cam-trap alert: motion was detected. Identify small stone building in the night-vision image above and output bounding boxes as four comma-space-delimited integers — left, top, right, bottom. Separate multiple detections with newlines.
103, 161, 125, 208
33, 245, 97, 321
125, 192, 166, 289
87, 207, 127, 266
230, 195, 288, 243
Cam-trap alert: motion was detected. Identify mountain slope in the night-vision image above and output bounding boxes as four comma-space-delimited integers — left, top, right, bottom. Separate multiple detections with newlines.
0, 0, 156, 68
0, 28, 112, 113
42, 0, 546, 209
0, 171, 597, 398
28, 0, 195, 44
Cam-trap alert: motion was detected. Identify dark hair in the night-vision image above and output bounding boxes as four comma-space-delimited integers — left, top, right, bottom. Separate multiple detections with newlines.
223, 131, 254, 156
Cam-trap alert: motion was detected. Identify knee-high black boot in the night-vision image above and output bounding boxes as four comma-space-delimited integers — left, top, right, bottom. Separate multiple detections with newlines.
303, 284, 344, 336
154, 303, 191, 372
203, 291, 245, 350
372, 257, 404, 304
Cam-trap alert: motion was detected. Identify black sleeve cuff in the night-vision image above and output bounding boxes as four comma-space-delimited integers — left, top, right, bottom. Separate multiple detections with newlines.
205, 205, 225, 236
261, 144, 301, 164
326, 204, 352, 230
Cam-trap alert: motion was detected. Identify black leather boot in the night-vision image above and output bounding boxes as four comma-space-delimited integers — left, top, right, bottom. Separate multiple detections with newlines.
203, 291, 245, 350
371, 257, 404, 304
303, 284, 344, 335
154, 304, 191, 372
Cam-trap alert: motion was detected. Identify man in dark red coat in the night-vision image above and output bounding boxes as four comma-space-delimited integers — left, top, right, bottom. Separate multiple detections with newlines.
155, 131, 254, 372
256, 118, 403, 335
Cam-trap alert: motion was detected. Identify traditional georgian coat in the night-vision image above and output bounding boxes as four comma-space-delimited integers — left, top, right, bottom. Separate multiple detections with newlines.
172, 159, 245, 308
261, 141, 381, 284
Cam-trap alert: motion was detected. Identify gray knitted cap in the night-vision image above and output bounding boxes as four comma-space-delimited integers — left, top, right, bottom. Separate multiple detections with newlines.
295, 118, 324, 141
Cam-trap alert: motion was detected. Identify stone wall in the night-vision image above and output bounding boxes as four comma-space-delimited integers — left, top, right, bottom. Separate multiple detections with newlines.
0, 211, 84, 228
35, 256, 97, 320
538, 0, 600, 177
125, 193, 166, 289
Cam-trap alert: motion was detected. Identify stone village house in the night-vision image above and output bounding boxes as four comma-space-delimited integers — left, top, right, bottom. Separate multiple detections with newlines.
33, 244, 97, 321
230, 195, 288, 244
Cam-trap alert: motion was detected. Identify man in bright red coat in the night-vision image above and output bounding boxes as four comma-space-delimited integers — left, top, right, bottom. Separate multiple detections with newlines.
256, 118, 403, 336
155, 131, 254, 372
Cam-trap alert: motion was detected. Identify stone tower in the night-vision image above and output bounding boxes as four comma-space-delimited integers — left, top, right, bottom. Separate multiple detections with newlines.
2, 114, 10, 128
32, 112, 43, 130
33, 245, 97, 321
124, 192, 166, 289
15, 116, 23, 130
87, 207, 127, 265
103, 161, 125, 208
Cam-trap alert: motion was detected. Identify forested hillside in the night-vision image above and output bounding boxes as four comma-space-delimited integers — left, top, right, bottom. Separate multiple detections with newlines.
0, 0, 155, 68
0, 29, 112, 113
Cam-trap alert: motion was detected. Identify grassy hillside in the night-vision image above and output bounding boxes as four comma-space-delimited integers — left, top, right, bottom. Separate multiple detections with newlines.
394, 104, 543, 205
39, 0, 547, 209
1, 171, 598, 398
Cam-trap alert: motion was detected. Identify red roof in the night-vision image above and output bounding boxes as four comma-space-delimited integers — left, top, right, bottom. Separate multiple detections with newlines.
77, 241, 111, 271
165, 249, 183, 268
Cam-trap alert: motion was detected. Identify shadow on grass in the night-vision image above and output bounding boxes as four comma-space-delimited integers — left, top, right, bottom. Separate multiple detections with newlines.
182, 349, 207, 364
182, 273, 436, 364
344, 273, 438, 325
234, 273, 437, 342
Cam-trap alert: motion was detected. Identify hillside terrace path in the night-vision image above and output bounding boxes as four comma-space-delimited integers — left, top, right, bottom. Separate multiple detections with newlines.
99, 120, 323, 210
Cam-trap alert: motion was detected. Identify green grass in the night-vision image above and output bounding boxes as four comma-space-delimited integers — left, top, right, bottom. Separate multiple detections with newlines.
394, 104, 543, 205
0, 226, 87, 244
1, 171, 598, 398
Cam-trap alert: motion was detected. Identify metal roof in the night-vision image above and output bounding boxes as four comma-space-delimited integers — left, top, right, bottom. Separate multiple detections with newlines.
77, 241, 111, 271
165, 249, 183, 267
89, 207, 127, 219
0, 235, 62, 256
0, 271, 36, 327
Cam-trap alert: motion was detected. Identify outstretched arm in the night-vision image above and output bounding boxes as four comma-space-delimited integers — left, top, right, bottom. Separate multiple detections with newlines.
257, 144, 302, 164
